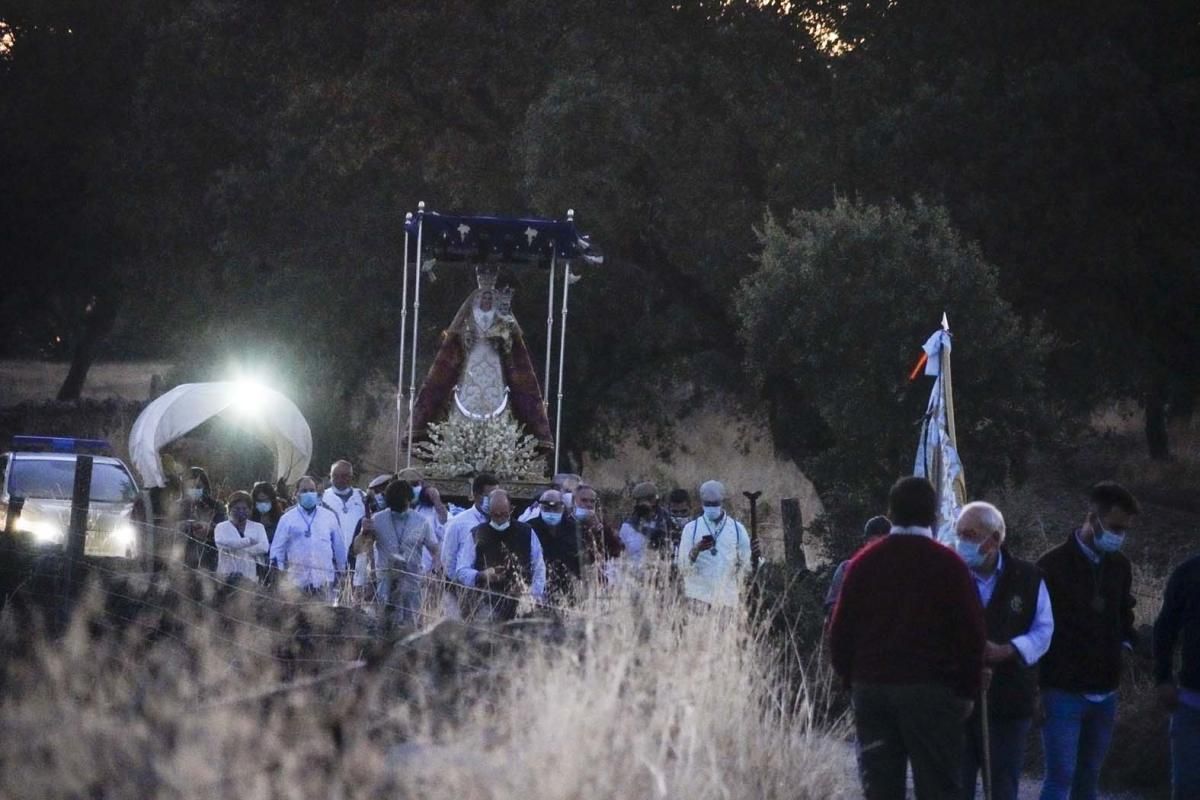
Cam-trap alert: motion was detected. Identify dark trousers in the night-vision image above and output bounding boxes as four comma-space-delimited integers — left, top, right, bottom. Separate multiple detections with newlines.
852, 682, 971, 800
961, 712, 1032, 800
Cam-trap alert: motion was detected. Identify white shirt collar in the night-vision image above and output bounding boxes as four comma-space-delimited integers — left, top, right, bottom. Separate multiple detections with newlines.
1074, 530, 1102, 564
889, 525, 933, 538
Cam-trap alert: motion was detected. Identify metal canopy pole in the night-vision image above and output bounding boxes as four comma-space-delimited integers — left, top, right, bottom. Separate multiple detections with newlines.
553, 210, 577, 474
543, 249, 557, 410
405, 201, 426, 467
394, 211, 413, 472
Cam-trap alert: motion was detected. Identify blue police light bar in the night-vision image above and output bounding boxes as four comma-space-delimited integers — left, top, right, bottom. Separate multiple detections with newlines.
12, 435, 113, 455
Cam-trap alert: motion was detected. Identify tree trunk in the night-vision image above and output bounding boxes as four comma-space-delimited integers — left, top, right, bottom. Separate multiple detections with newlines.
1145, 376, 1170, 461
56, 294, 119, 402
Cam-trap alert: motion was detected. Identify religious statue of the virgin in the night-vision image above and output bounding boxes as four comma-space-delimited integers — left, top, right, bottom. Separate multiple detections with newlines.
409, 264, 553, 449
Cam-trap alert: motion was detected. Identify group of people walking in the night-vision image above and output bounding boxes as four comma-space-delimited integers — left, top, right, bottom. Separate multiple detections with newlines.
829, 476, 1196, 800
174, 462, 754, 625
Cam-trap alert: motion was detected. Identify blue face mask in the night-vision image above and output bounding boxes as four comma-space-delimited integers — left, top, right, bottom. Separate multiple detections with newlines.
1094, 526, 1126, 553
298, 491, 319, 511
255, 501, 272, 514
412, 484, 422, 501
480, 496, 491, 514
574, 507, 592, 521
703, 505, 723, 521
955, 537, 986, 568
490, 519, 510, 532
542, 511, 563, 526
187, 487, 204, 501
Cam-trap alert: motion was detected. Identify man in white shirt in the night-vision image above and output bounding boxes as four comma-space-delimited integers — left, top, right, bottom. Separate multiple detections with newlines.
321, 460, 366, 567
439, 473, 499, 619
676, 480, 751, 608
954, 501, 1054, 800
270, 476, 347, 599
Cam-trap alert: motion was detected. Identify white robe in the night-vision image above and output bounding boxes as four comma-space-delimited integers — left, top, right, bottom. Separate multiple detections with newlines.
322, 486, 366, 566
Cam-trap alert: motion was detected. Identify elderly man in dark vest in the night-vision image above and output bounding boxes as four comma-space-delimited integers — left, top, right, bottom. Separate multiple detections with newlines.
953, 501, 1054, 800
454, 489, 546, 621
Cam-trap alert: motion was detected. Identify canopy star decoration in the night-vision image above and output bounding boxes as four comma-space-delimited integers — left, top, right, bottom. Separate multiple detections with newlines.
404, 211, 603, 267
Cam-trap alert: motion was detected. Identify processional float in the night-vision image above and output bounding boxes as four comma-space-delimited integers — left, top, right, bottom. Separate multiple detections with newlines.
392, 203, 602, 477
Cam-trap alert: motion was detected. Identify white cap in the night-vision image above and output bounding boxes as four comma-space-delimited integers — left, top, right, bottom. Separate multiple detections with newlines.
699, 480, 726, 503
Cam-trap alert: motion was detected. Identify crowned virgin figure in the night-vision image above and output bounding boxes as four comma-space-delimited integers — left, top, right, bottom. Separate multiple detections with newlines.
410, 264, 553, 448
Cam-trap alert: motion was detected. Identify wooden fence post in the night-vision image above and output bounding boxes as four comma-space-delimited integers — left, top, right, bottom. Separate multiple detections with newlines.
781, 497, 807, 572
60, 455, 92, 625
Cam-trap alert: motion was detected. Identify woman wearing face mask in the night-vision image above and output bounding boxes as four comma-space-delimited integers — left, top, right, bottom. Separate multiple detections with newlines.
213, 491, 270, 582
401, 468, 447, 576
372, 480, 440, 627
174, 466, 227, 571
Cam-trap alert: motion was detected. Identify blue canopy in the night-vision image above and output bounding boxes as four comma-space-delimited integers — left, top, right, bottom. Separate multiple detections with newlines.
403, 211, 602, 266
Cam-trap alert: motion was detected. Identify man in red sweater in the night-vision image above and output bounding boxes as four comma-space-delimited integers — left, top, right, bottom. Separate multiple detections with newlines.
830, 477, 987, 800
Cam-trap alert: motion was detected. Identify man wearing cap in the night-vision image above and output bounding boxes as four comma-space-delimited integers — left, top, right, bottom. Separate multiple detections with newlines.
618, 481, 675, 569
824, 515, 892, 621
347, 474, 394, 605
676, 480, 752, 608
518, 472, 582, 523
529, 489, 584, 602
955, 501, 1053, 800
321, 460, 366, 568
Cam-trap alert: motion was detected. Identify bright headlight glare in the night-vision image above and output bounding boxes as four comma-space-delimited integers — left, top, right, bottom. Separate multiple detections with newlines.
16, 519, 64, 544
112, 523, 136, 548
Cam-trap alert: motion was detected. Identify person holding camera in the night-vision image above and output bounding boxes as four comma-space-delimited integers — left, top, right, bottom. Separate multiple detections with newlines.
675, 480, 752, 609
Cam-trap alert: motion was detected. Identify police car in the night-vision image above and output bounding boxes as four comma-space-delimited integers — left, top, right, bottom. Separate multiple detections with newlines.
0, 436, 144, 558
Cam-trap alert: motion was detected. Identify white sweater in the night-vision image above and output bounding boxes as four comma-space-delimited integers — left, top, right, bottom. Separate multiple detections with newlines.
213, 520, 269, 579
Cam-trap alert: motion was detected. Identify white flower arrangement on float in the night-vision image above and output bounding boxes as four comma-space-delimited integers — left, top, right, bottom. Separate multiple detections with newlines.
415, 412, 543, 480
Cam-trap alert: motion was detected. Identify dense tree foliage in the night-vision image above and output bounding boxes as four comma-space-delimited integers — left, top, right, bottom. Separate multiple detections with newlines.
738, 198, 1050, 522
1, 1, 1196, 491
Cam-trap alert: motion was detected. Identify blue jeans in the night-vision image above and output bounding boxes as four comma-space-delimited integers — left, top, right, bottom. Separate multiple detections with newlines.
961, 714, 1032, 800
1039, 689, 1118, 800
1171, 702, 1200, 800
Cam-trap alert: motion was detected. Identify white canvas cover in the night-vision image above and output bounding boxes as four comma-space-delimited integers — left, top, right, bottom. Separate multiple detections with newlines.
128, 382, 312, 488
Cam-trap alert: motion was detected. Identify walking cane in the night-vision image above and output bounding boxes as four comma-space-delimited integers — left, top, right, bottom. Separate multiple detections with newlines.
980, 683, 993, 800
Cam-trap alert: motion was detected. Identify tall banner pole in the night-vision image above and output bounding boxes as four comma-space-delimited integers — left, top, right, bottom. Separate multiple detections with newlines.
394, 212, 413, 472
405, 201, 426, 468
543, 249, 557, 411
553, 256, 573, 475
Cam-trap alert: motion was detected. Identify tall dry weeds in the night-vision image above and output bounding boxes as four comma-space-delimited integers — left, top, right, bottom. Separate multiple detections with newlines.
0, 556, 853, 799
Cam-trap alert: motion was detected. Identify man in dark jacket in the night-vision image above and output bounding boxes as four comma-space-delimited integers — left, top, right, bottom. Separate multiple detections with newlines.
1037, 481, 1139, 800
830, 476, 986, 800
528, 489, 583, 603
953, 501, 1054, 800
1154, 550, 1200, 800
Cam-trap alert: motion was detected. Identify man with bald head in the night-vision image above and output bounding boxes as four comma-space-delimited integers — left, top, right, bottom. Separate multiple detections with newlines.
455, 489, 546, 621
954, 501, 1054, 800
322, 459, 365, 567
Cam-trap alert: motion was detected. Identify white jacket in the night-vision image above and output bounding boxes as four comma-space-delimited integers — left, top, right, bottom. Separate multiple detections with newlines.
269, 505, 347, 589
676, 514, 751, 608
213, 520, 269, 579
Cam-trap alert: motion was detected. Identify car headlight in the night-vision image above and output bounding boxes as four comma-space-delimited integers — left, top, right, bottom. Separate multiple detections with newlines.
112, 523, 136, 549
16, 518, 64, 544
